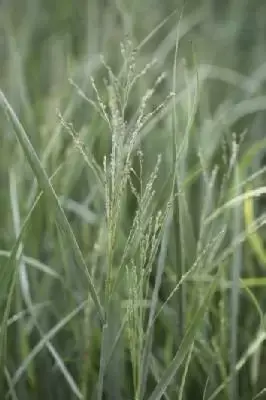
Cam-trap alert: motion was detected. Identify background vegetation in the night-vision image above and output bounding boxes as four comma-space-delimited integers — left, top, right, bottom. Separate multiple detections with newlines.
1, 1, 266, 399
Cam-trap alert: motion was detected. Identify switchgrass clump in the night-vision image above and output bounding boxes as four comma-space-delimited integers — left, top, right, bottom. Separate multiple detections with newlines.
1, 4, 266, 399
67, 40, 175, 399
66, 38, 238, 400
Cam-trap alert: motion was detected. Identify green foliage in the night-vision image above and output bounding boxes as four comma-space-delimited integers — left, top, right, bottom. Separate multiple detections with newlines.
1, 1, 266, 399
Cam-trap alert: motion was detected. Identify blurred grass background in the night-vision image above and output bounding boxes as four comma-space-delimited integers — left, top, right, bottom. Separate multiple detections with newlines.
1, 1, 266, 399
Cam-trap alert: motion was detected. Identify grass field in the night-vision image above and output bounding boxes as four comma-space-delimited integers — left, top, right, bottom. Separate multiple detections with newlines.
1, 1, 266, 399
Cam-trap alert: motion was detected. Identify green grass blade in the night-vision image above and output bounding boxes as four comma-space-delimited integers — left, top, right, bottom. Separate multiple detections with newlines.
8, 172, 82, 398
178, 342, 194, 400
229, 164, 242, 400
9, 301, 86, 396
35, 322, 84, 400
0, 251, 60, 280
9, 169, 36, 388
4, 368, 19, 400
0, 192, 42, 389
140, 213, 171, 399
0, 90, 105, 325
253, 388, 266, 400
208, 331, 266, 400
147, 272, 220, 400
97, 323, 108, 400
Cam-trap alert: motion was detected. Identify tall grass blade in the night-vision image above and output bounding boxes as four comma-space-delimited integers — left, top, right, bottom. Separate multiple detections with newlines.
9, 301, 86, 396
0, 192, 42, 390
147, 271, 220, 400
229, 164, 242, 400
178, 342, 194, 400
9, 169, 36, 387
140, 213, 171, 399
97, 323, 108, 400
0, 90, 105, 324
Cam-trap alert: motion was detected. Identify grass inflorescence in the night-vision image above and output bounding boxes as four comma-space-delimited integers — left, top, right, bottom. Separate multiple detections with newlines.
1, 1, 266, 399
